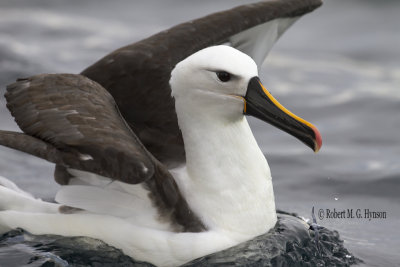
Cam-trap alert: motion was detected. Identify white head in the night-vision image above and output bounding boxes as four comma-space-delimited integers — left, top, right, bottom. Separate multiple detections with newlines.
170, 45, 257, 122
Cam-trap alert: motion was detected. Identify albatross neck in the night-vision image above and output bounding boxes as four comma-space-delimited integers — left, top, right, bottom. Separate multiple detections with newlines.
174, 98, 277, 237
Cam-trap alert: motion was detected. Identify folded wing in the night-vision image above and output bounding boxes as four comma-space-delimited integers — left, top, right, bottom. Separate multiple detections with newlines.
3, 74, 155, 184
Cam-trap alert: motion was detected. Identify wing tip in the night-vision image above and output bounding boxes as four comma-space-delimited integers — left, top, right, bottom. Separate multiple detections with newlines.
0, 130, 62, 163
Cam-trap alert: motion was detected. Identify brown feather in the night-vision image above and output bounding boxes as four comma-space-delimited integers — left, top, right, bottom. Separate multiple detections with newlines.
5, 74, 154, 184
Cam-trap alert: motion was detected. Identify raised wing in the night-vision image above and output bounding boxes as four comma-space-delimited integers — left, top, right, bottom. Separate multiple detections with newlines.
3, 74, 155, 184
81, 0, 322, 166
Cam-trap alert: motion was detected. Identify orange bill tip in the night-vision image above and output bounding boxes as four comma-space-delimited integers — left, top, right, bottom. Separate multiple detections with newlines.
312, 126, 322, 153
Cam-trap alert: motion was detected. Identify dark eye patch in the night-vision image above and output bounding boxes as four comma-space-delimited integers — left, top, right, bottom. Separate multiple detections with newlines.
216, 71, 231, 82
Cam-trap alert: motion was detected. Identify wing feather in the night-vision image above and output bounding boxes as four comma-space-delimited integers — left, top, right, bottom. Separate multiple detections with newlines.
4, 74, 155, 184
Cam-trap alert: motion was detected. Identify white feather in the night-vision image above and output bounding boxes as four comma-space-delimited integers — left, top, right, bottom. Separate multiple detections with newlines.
230, 17, 298, 66
0, 176, 59, 216
55, 184, 170, 230
0, 175, 34, 198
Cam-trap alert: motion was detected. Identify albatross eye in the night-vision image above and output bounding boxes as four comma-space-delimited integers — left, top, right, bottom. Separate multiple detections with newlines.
216, 71, 231, 82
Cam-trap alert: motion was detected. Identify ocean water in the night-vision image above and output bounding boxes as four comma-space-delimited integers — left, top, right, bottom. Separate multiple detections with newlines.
0, 0, 399, 266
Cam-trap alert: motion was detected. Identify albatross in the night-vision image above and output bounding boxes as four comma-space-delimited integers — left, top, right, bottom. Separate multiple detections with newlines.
0, 0, 322, 266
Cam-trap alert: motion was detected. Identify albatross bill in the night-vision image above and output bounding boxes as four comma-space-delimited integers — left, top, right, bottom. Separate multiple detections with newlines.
243, 77, 322, 152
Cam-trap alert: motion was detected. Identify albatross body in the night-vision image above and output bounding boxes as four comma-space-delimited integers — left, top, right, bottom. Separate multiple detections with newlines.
0, 1, 322, 266
170, 46, 277, 237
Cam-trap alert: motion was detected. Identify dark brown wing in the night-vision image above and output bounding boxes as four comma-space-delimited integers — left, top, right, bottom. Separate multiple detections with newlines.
81, 0, 322, 167
1, 74, 206, 232
4, 74, 154, 184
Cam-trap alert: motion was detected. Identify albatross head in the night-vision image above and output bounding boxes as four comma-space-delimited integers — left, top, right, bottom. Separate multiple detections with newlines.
170, 45, 322, 152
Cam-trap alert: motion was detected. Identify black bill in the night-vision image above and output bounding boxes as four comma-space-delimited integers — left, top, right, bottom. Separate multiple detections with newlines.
244, 77, 322, 152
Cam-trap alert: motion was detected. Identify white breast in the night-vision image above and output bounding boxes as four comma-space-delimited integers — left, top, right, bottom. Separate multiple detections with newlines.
172, 97, 277, 240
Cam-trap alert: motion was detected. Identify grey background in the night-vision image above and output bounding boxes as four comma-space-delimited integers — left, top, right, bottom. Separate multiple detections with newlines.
0, 0, 399, 266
